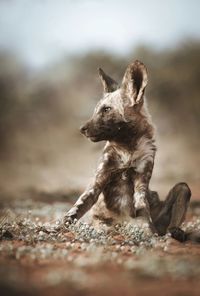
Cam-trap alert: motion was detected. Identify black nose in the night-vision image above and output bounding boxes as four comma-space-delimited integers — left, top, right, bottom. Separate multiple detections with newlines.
80, 124, 88, 134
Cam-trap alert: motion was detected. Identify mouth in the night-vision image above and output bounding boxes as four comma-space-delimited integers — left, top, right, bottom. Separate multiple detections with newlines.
82, 132, 103, 142
89, 136, 101, 142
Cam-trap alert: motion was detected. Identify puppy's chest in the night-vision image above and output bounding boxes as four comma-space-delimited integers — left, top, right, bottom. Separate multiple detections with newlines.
113, 138, 155, 175
117, 150, 143, 173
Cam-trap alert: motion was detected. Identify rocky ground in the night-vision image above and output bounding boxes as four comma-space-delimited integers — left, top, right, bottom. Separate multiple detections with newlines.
1, 197, 200, 296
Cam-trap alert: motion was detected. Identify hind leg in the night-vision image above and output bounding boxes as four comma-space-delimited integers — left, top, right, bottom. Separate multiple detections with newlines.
153, 182, 191, 240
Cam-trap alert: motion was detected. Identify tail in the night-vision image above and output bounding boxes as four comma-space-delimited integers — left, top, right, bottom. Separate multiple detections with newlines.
169, 227, 200, 243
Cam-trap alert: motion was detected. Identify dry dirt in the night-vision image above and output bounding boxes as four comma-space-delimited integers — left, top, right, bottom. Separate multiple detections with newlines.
1, 196, 200, 296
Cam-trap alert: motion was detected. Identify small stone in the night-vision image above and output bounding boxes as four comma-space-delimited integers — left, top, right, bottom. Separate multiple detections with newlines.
164, 246, 168, 252
39, 231, 45, 236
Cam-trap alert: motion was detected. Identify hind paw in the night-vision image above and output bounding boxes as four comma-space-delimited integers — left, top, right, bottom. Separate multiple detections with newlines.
168, 227, 187, 242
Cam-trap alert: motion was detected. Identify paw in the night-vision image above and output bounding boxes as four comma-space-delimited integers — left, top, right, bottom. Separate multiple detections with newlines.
63, 215, 77, 228
168, 227, 187, 242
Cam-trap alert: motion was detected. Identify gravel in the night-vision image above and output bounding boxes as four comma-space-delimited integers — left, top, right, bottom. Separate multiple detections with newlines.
1, 199, 200, 280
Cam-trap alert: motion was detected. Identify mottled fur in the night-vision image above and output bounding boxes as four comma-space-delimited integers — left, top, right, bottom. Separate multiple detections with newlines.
63, 60, 194, 242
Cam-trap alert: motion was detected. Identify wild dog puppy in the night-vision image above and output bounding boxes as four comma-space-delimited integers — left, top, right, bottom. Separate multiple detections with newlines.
63, 60, 194, 242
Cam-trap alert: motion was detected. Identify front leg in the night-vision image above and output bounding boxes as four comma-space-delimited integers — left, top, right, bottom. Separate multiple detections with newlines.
134, 177, 151, 220
63, 151, 115, 224
134, 161, 154, 224
63, 184, 102, 223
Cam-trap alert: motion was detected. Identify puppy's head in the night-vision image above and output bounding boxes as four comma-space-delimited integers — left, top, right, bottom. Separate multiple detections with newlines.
80, 60, 148, 142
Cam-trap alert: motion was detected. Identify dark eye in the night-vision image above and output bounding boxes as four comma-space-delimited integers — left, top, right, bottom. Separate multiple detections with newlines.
101, 106, 112, 113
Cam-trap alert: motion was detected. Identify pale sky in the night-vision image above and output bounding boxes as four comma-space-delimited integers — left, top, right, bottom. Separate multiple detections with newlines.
0, 0, 199, 68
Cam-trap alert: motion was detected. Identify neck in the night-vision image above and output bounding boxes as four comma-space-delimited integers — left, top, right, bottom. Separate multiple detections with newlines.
109, 120, 154, 151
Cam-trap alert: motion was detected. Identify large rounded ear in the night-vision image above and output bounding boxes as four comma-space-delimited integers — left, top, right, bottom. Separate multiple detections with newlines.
121, 60, 148, 106
98, 68, 119, 93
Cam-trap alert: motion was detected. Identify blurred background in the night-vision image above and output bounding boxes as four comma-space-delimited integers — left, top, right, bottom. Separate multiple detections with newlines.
0, 0, 199, 201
